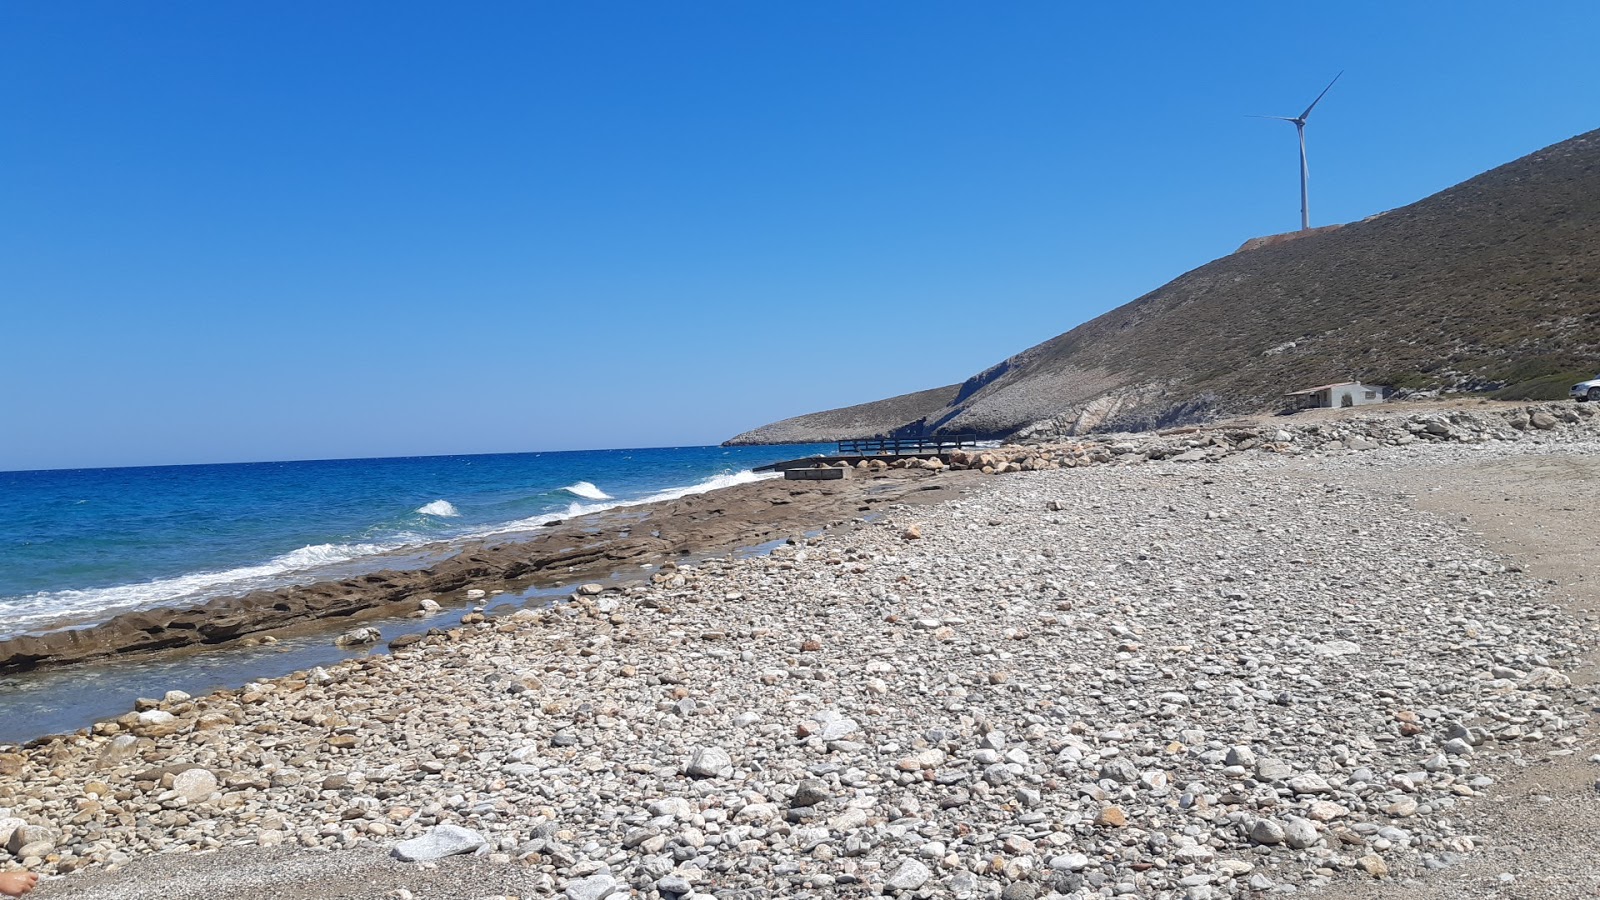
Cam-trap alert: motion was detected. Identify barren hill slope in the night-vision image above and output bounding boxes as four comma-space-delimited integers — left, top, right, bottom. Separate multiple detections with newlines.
728, 128, 1600, 444
726, 384, 960, 445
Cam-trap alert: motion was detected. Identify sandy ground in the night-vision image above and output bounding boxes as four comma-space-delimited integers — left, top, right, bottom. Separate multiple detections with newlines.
21, 845, 536, 899
1317, 451, 1600, 900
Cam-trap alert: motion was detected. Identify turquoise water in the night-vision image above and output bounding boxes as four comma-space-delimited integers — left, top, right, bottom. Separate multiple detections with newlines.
0, 444, 829, 639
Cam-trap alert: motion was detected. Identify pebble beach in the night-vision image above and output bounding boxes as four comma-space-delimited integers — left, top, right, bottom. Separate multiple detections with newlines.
4, 401, 1600, 900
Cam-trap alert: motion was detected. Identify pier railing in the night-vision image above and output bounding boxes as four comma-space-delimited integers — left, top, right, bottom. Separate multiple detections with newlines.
835, 435, 978, 456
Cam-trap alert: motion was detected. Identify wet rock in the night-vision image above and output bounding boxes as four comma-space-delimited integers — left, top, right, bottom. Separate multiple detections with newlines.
334, 626, 382, 648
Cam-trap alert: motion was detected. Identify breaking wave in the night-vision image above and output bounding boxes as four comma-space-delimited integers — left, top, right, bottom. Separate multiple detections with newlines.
474, 469, 775, 539
562, 481, 612, 501
416, 500, 461, 517
640, 469, 771, 503
0, 541, 397, 639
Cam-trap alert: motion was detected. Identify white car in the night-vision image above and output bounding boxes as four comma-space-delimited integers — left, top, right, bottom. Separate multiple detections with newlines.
1574, 375, 1600, 402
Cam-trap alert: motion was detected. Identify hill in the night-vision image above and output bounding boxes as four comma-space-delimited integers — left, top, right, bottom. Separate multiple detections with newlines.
726, 383, 960, 445
726, 129, 1600, 445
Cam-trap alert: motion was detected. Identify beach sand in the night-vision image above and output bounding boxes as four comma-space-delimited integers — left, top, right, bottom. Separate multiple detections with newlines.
6, 401, 1600, 899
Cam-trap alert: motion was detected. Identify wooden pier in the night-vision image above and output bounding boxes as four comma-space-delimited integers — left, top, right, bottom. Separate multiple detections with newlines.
834, 435, 977, 456
756, 435, 979, 475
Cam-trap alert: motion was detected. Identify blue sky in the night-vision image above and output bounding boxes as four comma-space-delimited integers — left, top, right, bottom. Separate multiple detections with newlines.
3, 2, 1596, 470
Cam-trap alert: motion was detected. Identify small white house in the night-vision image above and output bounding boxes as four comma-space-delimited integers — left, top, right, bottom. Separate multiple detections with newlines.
1287, 381, 1389, 409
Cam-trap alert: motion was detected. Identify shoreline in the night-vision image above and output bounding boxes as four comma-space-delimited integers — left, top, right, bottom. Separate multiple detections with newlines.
0, 467, 974, 744
5, 400, 1600, 899
0, 467, 972, 675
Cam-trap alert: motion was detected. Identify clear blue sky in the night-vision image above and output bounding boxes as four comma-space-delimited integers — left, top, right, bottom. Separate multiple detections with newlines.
3, 2, 1596, 470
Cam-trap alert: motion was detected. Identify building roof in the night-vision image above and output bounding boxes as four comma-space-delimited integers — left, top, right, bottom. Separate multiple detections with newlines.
1285, 381, 1364, 396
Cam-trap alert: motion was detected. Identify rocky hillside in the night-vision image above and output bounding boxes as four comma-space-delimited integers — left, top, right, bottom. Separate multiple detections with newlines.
726, 384, 961, 445
728, 129, 1600, 444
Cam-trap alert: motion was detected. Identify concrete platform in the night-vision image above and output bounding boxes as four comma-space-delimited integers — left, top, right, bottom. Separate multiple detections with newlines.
784, 466, 851, 481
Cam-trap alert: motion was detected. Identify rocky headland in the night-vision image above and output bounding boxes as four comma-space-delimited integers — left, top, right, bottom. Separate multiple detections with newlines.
3, 401, 1600, 899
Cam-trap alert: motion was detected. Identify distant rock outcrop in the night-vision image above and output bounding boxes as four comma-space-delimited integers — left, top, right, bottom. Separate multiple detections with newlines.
728, 128, 1600, 444
724, 384, 961, 446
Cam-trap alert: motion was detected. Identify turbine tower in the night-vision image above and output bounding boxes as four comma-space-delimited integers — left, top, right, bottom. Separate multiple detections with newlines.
1252, 72, 1342, 231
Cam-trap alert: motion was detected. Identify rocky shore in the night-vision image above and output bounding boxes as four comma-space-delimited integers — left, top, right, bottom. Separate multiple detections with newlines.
966, 399, 1598, 472
4, 401, 1600, 899
0, 470, 966, 673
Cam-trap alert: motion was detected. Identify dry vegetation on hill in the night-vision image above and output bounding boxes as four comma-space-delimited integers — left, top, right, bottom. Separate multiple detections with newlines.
728, 129, 1600, 445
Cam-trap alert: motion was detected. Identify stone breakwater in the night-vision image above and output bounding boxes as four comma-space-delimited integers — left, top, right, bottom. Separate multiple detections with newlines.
1, 426, 1596, 898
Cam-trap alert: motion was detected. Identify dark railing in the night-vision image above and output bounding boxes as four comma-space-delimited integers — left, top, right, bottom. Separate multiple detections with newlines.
836, 434, 978, 456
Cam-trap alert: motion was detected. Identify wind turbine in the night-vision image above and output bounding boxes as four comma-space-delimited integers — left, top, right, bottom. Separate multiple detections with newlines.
1251, 72, 1342, 231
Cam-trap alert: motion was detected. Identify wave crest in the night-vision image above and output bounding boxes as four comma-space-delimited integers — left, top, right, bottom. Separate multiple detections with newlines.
642, 469, 771, 502
0, 541, 396, 639
473, 469, 774, 539
562, 481, 612, 501
416, 500, 461, 517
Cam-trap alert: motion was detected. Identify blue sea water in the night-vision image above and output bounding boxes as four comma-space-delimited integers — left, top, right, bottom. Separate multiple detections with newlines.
0, 444, 830, 639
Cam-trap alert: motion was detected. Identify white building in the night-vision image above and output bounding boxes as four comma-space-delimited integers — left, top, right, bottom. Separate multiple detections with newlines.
1287, 381, 1389, 409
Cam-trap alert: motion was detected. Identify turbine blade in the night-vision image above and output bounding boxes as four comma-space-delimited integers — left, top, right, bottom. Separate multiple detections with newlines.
1246, 115, 1299, 121
1299, 70, 1343, 120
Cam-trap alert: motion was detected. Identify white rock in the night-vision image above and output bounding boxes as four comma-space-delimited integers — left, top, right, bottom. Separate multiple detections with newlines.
391, 823, 486, 861
171, 768, 217, 803
885, 859, 931, 891
683, 746, 732, 778
1249, 819, 1285, 845
1283, 816, 1319, 849
564, 874, 618, 900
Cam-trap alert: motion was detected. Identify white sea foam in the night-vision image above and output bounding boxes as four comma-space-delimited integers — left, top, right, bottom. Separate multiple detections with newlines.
562, 481, 612, 501
416, 499, 461, 517
640, 468, 772, 503
0, 541, 397, 638
473, 470, 776, 539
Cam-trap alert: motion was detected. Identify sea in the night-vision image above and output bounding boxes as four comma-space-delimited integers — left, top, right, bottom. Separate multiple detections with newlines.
0, 444, 830, 741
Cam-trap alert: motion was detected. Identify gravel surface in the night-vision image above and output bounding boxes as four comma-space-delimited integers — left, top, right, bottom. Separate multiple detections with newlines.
5, 402, 1599, 899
